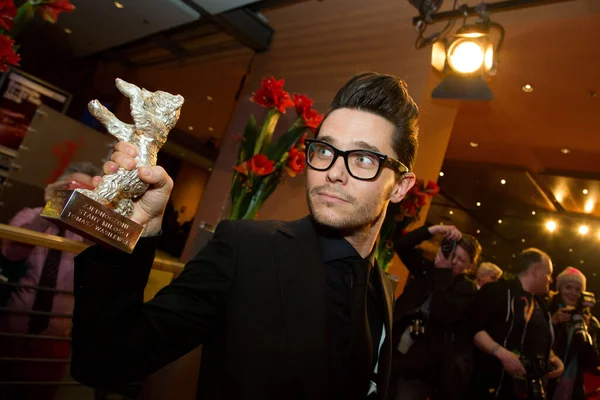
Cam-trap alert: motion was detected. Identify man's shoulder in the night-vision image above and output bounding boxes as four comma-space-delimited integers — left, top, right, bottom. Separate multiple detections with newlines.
216, 216, 312, 238
477, 278, 510, 299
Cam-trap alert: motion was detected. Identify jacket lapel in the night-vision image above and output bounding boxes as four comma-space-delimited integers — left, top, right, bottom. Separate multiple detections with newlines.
373, 262, 394, 398
274, 216, 329, 392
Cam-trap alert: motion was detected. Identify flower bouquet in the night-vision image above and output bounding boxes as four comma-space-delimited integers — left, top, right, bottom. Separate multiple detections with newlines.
228, 77, 323, 220
0, 0, 76, 71
375, 180, 440, 271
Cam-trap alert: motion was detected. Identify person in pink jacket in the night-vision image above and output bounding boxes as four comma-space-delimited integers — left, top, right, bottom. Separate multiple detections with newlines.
0, 162, 99, 400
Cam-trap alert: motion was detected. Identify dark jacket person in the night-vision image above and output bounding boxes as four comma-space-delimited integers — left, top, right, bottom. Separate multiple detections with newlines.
69, 73, 420, 400
390, 224, 480, 400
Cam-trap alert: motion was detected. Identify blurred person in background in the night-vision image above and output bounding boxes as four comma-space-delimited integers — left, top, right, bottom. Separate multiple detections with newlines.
475, 262, 503, 290
390, 224, 481, 400
467, 248, 564, 400
0, 161, 99, 400
547, 267, 600, 400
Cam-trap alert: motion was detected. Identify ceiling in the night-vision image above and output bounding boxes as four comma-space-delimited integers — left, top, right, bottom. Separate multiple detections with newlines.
55, 0, 264, 57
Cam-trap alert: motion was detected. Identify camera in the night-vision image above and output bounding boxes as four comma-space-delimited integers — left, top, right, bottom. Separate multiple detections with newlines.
568, 291, 596, 344
440, 238, 457, 259
513, 355, 549, 400
572, 291, 596, 314
407, 309, 426, 340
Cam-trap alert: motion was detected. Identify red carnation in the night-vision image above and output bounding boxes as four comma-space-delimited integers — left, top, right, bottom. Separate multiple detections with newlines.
0, 34, 19, 72
251, 77, 294, 114
0, 0, 17, 31
233, 154, 275, 177
36, 0, 75, 24
293, 94, 323, 132
285, 147, 306, 177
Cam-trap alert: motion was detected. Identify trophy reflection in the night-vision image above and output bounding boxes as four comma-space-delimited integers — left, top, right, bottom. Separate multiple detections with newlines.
41, 79, 184, 253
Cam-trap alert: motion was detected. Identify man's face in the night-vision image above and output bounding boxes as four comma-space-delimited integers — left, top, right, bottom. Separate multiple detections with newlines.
532, 258, 553, 295
306, 108, 414, 232
451, 246, 473, 276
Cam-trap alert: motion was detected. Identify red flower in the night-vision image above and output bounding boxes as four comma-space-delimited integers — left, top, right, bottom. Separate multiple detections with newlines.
293, 94, 314, 118
416, 192, 428, 206
293, 94, 323, 132
424, 180, 440, 195
36, 0, 75, 24
251, 154, 275, 176
233, 154, 275, 177
285, 147, 306, 177
297, 132, 307, 150
251, 77, 294, 114
0, 0, 17, 31
0, 34, 19, 72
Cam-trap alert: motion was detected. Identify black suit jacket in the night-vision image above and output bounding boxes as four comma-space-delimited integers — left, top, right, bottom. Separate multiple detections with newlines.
70, 216, 394, 400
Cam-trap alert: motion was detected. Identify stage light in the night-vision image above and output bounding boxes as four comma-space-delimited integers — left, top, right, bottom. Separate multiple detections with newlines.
579, 225, 589, 235
545, 220, 557, 232
430, 21, 503, 101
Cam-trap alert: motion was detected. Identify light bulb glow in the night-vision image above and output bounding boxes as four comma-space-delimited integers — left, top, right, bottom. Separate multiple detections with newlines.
579, 225, 589, 235
448, 40, 485, 74
546, 220, 557, 232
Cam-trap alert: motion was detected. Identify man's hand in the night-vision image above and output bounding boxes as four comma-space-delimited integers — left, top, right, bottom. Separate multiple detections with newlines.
428, 224, 462, 240
98, 142, 173, 236
44, 180, 70, 203
546, 353, 564, 379
551, 307, 572, 325
434, 250, 452, 269
496, 348, 526, 377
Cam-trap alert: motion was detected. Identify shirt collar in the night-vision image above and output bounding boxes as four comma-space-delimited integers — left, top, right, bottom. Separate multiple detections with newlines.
318, 231, 376, 265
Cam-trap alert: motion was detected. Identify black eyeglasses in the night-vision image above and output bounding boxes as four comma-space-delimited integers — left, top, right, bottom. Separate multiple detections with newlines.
304, 139, 409, 181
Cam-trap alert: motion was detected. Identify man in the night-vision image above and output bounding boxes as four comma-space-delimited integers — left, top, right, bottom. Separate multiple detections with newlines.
390, 224, 480, 400
0, 162, 99, 400
475, 262, 503, 290
70, 73, 419, 400
467, 248, 564, 399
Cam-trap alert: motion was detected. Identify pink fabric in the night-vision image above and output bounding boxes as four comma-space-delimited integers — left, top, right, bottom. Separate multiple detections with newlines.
0, 207, 84, 337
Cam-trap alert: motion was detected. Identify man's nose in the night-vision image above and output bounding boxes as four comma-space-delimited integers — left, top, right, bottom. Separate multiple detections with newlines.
326, 157, 348, 184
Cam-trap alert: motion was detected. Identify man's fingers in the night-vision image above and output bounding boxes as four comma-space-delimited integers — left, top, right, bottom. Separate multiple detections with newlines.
115, 142, 138, 158
138, 166, 173, 189
93, 176, 102, 187
111, 151, 136, 170
103, 161, 118, 174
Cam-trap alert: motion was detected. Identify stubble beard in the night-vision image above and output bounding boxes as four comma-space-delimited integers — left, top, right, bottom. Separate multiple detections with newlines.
306, 185, 391, 235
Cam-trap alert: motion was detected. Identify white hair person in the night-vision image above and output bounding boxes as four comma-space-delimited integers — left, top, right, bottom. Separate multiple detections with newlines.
475, 262, 503, 288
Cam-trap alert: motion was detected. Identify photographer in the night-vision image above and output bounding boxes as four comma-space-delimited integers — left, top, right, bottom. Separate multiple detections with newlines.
389, 224, 480, 400
467, 249, 564, 400
546, 267, 600, 400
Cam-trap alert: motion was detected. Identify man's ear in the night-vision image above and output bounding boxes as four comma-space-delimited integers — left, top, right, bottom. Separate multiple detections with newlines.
390, 172, 416, 204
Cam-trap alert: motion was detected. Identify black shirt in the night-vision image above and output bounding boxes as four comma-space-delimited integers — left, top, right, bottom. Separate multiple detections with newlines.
523, 300, 553, 362
319, 233, 384, 397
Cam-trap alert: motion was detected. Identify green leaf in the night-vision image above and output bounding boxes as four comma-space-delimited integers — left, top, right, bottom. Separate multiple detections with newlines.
237, 115, 258, 164
266, 125, 307, 162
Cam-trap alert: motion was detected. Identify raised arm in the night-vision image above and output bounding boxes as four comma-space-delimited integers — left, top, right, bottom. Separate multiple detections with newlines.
71, 219, 238, 387
393, 224, 461, 277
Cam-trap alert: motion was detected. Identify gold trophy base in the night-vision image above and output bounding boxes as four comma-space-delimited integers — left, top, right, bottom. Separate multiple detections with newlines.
40, 190, 143, 254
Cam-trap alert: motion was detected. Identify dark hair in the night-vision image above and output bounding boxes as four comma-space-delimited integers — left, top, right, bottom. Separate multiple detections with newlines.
58, 162, 101, 181
515, 248, 550, 275
318, 72, 419, 170
458, 234, 482, 265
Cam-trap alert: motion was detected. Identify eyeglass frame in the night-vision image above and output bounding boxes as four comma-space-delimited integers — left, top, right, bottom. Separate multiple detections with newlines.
303, 138, 410, 181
